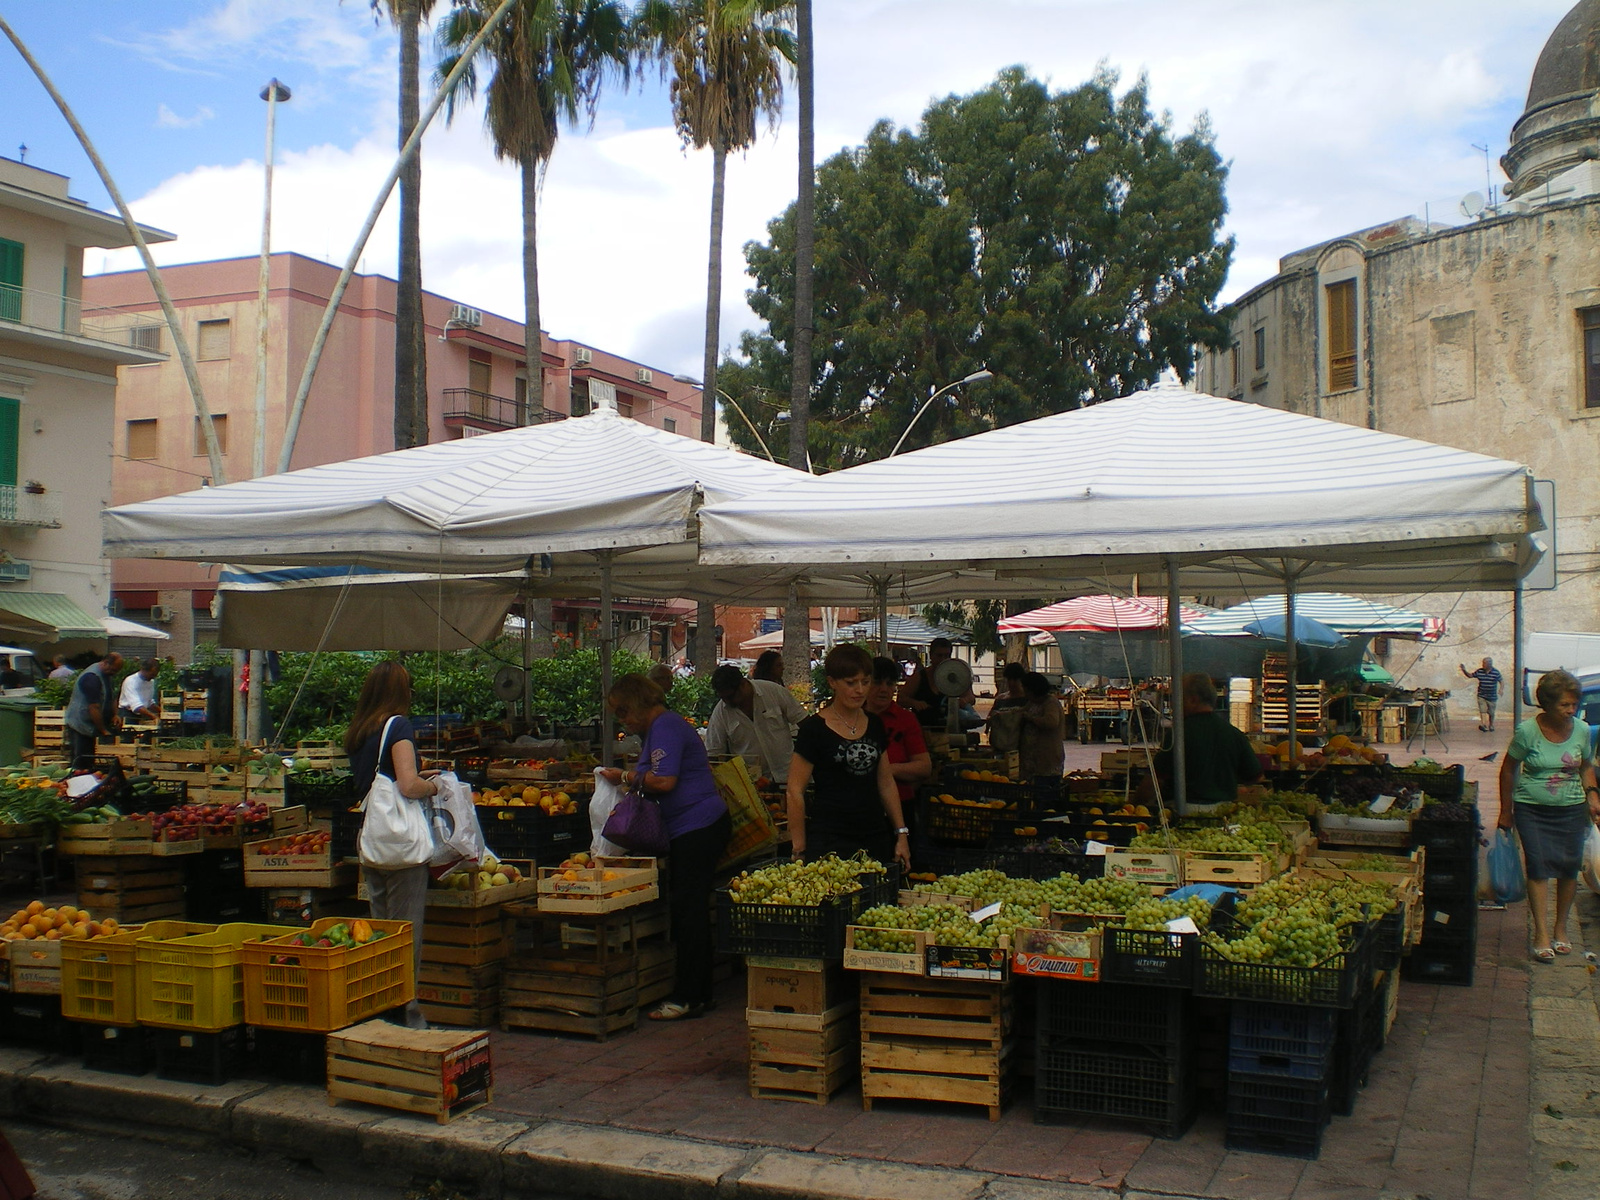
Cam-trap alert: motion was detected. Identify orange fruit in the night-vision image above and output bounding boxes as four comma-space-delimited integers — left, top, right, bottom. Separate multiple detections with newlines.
44, 928, 61, 940
25, 900, 43, 916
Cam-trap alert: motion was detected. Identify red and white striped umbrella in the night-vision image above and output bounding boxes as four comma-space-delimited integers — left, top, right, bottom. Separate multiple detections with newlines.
997, 595, 1209, 635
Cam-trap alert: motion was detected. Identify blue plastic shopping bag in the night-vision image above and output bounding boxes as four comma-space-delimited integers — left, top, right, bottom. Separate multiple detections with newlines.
1488, 827, 1526, 904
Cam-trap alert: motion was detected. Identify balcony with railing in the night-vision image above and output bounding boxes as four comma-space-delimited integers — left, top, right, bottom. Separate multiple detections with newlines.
0, 485, 62, 528
2, 285, 166, 364
443, 388, 567, 433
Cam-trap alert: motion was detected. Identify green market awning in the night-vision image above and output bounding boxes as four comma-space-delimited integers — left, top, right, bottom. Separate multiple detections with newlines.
0, 592, 106, 641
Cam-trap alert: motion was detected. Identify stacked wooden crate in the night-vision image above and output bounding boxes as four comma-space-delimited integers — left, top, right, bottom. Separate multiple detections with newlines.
412, 871, 536, 1026
500, 900, 674, 1039
746, 958, 858, 1104
857, 971, 1013, 1121
75, 855, 186, 923
31, 709, 64, 753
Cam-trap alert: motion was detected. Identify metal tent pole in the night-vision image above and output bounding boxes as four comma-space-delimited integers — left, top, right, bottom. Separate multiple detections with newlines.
1513, 585, 1525, 728
600, 553, 615, 767
1167, 555, 1187, 816
1284, 576, 1299, 760
877, 577, 890, 658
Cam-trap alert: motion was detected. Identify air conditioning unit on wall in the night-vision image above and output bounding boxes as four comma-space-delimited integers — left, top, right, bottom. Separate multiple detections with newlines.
635, 368, 653, 384
449, 304, 483, 327
149, 604, 173, 623
572, 347, 593, 365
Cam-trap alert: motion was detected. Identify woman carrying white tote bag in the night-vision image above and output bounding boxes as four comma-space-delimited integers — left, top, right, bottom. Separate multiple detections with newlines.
346, 661, 440, 1029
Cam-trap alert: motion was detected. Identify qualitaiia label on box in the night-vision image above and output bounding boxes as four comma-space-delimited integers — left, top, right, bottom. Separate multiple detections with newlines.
925, 944, 1008, 981
442, 1033, 492, 1109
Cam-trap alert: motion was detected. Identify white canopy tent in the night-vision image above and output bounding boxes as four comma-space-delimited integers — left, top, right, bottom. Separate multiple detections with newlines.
102, 408, 806, 757
1185, 594, 1446, 642
700, 381, 1544, 808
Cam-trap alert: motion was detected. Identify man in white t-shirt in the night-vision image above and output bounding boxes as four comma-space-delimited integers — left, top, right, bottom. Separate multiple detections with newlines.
117, 658, 160, 725
706, 664, 807, 784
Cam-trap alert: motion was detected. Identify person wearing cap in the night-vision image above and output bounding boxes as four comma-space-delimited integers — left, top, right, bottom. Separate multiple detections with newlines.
706, 663, 807, 783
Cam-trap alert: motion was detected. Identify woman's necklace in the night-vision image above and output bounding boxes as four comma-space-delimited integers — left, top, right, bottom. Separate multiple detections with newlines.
830, 704, 862, 738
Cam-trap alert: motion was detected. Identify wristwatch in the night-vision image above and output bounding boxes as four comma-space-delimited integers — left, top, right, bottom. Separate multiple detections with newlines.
895, 826, 910, 836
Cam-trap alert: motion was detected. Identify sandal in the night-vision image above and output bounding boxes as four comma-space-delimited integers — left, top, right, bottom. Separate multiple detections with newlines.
1532, 947, 1556, 963
647, 1001, 703, 1021
1554, 941, 1573, 955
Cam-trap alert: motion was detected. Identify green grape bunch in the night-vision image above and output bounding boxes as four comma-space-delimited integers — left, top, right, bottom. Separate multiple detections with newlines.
727, 854, 885, 906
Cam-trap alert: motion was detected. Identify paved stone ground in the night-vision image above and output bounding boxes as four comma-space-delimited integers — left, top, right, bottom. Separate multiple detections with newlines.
484, 723, 1554, 1199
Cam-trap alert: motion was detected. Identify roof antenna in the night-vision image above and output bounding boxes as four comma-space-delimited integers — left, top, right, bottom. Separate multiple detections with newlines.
16, 144, 25, 163
1471, 143, 1495, 209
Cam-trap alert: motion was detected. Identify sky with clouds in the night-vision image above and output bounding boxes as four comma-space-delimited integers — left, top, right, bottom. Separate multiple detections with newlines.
0, 0, 1576, 378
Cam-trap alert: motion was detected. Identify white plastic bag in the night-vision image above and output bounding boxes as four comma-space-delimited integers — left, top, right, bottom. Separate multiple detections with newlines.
1581, 824, 1600, 896
427, 771, 486, 881
357, 717, 432, 870
589, 767, 629, 858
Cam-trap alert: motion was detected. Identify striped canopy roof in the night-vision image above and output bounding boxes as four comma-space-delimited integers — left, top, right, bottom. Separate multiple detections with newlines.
1184, 593, 1446, 641
997, 595, 1211, 635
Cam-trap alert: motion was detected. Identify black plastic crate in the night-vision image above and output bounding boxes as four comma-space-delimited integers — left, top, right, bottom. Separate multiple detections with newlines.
1037, 980, 1187, 1050
154, 1025, 248, 1085
1197, 928, 1372, 1009
1410, 819, 1481, 857
249, 1027, 327, 1084
123, 776, 188, 813
1102, 927, 1197, 988
716, 863, 898, 958
1415, 898, 1478, 946
476, 802, 590, 863
329, 801, 363, 861
909, 842, 1000, 879
1372, 907, 1405, 972
1330, 992, 1379, 1116
1226, 1072, 1330, 1158
1391, 764, 1465, 802
1420, 860, 1478, 899
285, 771, 356, 808
994, 848, 1104, 881
917, 790, 1017, 846
1228, 1002, 1338, 1078
0, 994, 79, 1053
1403, 944, 1475, 986
79, 1022, 151, 1076
1035, 1042, 1195, 1138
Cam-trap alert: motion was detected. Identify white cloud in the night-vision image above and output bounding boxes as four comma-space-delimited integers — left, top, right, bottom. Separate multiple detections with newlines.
93, 0, 1577, 379
155, 104, 216, 130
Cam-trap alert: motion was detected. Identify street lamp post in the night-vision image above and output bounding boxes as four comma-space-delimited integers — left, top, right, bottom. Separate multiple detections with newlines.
673, 375, 777, 462
889, 369, 994, 457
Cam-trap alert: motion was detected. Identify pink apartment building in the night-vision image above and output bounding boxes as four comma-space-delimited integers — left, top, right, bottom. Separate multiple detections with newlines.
81, 253, 705, 654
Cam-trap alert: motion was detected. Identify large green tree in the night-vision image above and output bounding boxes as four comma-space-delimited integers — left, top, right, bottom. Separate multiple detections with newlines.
722, 66, 1234, 469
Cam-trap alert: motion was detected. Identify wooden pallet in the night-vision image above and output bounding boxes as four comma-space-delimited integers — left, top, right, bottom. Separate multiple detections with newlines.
326, 1020, 492, 1124
857, 972, 1012, 1121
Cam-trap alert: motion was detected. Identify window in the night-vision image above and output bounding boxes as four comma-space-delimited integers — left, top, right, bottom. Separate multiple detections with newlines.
616, 394, 634, 419
570, 378, 591, 417
127, 419, 158, 460
1253, 327, 1266, 372
0, 396, 17, 487
467, 347, 492, 395
1230, 343, 1240, 390
193, 414, 228, 456
0, 238, 21, 323
1584, 308, 1600, 409
1326, 280, 1359, 391
663, 417, 676, 434
197, 319, 230, 360
129, 325, 162, 352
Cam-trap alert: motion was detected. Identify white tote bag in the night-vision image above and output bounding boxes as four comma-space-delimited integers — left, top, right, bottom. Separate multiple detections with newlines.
427, 771, 486, 880
358, 716, 433, 870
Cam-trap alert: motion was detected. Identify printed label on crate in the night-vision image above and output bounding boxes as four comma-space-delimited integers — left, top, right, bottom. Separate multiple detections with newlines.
925, 944, 1008, 981
442, 1034, 493, 1108
1101, 849, 1180, 885
1012, 951, 1101, 981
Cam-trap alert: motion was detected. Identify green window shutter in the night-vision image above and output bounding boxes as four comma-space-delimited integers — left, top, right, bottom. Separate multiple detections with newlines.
0, 238, 21, 323
0, 397, 19, 488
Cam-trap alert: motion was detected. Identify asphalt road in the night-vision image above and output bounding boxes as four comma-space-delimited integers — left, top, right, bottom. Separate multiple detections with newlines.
1, 1119, 457, 1200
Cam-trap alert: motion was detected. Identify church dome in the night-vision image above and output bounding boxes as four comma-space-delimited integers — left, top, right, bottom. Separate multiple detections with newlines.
1504, 0, 1600, 198
1525, 0, 1600, 114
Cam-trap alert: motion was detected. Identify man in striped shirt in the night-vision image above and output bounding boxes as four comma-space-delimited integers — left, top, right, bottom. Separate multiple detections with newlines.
1460, 657, 1503, 732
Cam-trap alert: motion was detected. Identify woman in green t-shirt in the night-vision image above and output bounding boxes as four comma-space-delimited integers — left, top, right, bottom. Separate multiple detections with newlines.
1497, 669, 1600, 962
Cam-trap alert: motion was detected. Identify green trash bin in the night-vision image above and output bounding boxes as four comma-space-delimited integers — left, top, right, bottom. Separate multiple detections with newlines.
0, 696, 47, 767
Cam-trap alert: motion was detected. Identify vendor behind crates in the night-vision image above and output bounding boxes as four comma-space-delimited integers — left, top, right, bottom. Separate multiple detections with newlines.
117, 658, 160, 725
1147, 673, 1263, 808
706, 663, 807, 783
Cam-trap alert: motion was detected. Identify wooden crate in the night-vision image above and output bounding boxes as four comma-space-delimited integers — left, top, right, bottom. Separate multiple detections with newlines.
501, 940, 675, 1040
505, 899, 670, 969
746, 960, 852, 1017
31, 709, 65, 750
56, 818, 155, 857
417, 980, 500, 1028
1182, 847, 1290, 886
420, 907, 510, 969
76, 856, 186, 922
748, 1004, 859, 1104
326, 1020, 491, 1124
857, 972, 1013, 1121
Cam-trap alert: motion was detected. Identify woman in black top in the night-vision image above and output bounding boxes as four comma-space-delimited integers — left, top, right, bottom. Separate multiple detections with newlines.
344, 660, 439, 1028
787, 644, 911, 869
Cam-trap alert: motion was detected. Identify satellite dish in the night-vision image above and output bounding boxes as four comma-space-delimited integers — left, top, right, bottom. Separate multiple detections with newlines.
1459, 191, 1485, 218
493, 666, 526, 702
930, 657, 973, 698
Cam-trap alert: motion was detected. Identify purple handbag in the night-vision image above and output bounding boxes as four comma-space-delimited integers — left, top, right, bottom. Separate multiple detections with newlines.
602, 788, 669, 856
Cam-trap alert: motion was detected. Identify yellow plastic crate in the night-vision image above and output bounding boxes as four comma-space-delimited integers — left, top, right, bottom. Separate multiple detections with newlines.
242, 918, 414, 1033
135, 922, 296, 1032
61, 920, 214, 1026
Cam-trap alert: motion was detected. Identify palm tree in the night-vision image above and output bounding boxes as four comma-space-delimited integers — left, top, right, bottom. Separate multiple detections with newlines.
640, 0, 792, 672
438, 0, 632, 424
375, 0, 438, 450
781, 0, 813, 685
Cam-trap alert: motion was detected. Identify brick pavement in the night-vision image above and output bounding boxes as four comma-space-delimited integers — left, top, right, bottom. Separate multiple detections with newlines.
485, 724, 1542, 1199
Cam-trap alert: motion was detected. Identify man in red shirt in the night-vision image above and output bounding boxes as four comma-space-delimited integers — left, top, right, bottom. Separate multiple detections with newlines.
868, 656, 932, 805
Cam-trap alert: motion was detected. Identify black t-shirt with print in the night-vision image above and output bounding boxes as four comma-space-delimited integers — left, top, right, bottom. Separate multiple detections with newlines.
794, 712, 890, 845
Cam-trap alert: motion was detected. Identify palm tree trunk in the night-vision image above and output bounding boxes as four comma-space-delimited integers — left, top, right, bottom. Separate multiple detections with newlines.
787, 0, 815, 473
394, 0, 426, 450
693, 143, 729, 677
522, 157, 544, 424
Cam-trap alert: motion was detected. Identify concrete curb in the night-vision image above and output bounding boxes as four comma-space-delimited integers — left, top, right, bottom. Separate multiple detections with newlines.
0, 1047, 1214, 1200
